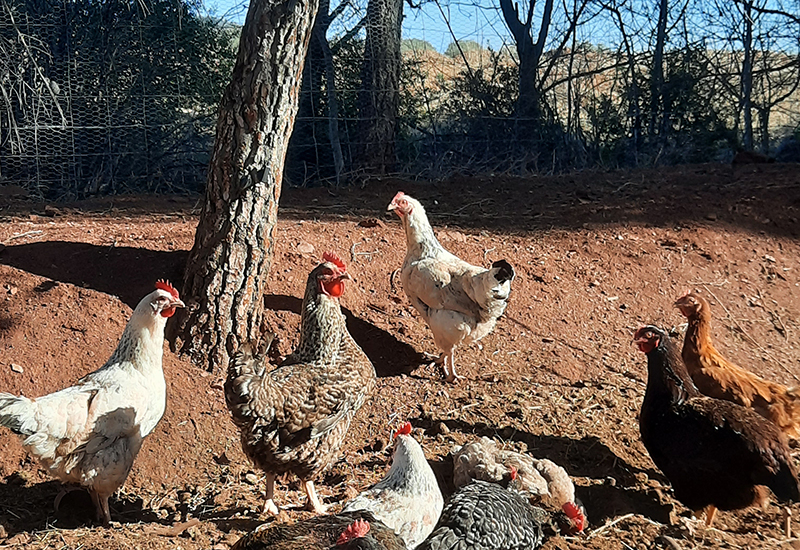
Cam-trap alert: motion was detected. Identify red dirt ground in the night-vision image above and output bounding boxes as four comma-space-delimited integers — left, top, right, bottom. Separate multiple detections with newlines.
1, 162, 799, 549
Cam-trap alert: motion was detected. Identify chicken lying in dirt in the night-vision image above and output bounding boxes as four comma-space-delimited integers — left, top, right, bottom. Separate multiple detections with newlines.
416, 478, 583, 550
0, 281, 185, 524
635, 325, 800, 528
452, 436, 585, 531
675, 291, 800, 438
230, 512, 407, 550
388, 192, 515, 382
225, 252, 377, 516
343, 422, 444, 549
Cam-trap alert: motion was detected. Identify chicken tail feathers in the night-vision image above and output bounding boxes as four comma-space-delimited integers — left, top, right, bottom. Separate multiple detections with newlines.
0, 392, 37, 437
491, 259, 515, 284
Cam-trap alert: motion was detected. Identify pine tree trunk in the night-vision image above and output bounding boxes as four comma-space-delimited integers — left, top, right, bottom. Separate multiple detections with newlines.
357, 0, 403, 174
171, 0, 319, 372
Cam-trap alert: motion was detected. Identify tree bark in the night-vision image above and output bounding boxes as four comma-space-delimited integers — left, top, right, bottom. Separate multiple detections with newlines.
171, 0, 319, 372
741, 0, 754, 150
357, 0, 403, 174
649, 0, 668, 137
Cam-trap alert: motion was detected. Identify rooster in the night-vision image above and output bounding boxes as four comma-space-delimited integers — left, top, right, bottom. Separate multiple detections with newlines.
675, 291, 800, 438
387, 192, 515, 382
452, 436, 585, 531
230, 511, 407, 550
225, 252, 376, 516
416, 479, 581, 550
634, 325, 799, 527
0, 281, 185, 524
343, 422, 444, 548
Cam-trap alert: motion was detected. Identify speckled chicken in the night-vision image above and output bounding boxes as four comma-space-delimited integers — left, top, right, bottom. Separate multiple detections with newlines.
415, 479, 575, 550
675, 291, 800, 438
388, 192, 515, 382
0, 281, 185, 524
452, 436, 583, 525
230, 511, 408, 550
225, 252, 377, 515
343, 422, 444, 548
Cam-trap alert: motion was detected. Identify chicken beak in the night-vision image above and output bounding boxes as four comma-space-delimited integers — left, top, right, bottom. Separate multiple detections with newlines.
387, 202, 397, 212
339, 272, 352, 281
172, 298, 186, 309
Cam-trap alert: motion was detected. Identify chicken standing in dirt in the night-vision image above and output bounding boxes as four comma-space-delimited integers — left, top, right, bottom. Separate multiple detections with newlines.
225, 252, 377, 515
230, 512, 407, 550
388, 192, 515, 382
343, 422, 443, 549
675, 291, 800, 438
634, 325, 800, 527
0, 281, 185, 524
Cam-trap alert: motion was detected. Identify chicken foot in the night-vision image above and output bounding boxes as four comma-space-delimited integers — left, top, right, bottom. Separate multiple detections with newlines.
302, 480, 328, 514
90, 489, 112, 526
262, 473, 280, 517
442, 349, 461, 384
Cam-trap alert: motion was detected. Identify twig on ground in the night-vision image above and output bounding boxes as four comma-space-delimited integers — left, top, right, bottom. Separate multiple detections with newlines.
586, 513, 636, 539
8, 230, 43, 240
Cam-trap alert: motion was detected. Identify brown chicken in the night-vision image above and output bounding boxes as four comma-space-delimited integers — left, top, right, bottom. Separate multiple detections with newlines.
635, 325, 799, 527
230, 512, 407, 550
675, 291, 800, 438
225, 252, 377, 515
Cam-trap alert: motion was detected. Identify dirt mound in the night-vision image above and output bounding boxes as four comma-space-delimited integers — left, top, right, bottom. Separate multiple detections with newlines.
0, 162, 798, 549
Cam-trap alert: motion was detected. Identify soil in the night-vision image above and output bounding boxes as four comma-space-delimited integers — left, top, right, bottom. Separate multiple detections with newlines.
1, 162, 800, 549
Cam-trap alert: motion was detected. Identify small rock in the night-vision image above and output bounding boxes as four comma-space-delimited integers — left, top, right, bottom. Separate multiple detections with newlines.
764, 254, 776, 263
431, 421, 450, 435
43, 205, 61, 217
358, 218, 384, 228
542, 337, 554, 343
0, 524, 7, 539
10, 364, 23, 374
706, 213, 717, 221
244, 473, 259, 485
296, 242, 315, 255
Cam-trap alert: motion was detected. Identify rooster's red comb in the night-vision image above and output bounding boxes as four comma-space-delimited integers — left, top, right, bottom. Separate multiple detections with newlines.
322, 251, 346, 271
562, 502, 586, 532
336, 519, 370, 545
393, 421, 412, 438
155, 280, 180, 300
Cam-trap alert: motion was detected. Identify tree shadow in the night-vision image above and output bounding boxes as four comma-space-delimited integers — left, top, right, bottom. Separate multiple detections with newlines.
263, 295, 423, 377
413, 415, 673, 525
0, 241, 187, 309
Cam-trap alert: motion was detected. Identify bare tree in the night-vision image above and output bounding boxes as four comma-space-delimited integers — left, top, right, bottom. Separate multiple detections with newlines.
172, 0, 319, 372
741, 0, 755, 149
499, 0, 555, 121
357, 0, 403, 174
649, 0, 668, 137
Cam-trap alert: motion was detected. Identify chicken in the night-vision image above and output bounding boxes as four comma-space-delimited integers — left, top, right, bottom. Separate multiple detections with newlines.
675, 291, 800, 438
0, 281, 185, 524
387, 192, 515, 382
634, 325, 800, 527
230, 511, 408, 550
225, 252, 377, 516
451, 436, 584, 530
343, 422, 444, 548
415, 479, 579, 550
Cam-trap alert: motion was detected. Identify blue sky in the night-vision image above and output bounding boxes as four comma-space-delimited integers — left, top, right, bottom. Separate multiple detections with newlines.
202, 0, 516, 53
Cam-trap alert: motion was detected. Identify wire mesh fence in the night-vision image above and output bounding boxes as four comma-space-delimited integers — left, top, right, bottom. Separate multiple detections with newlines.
1, 0, 799, 197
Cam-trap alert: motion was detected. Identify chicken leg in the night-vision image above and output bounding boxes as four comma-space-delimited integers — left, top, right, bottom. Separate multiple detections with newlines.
262, 473, 280, 516
302, 480, 327, 514
89, 489, 112, 526
442, 349, 460, 383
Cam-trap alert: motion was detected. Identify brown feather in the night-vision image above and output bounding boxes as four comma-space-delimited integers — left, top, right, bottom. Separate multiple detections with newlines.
677, 292, 800, 438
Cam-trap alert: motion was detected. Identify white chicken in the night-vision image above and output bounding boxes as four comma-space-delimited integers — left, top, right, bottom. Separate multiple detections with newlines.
0, 281, 184, 524
388, 192, 515, 382
452, 436, 584, 531
343, 422, 444, 549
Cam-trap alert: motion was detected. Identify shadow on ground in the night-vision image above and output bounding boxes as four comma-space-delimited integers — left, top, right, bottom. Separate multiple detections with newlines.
263, 295, 423, 377
0, 241, 187, 308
